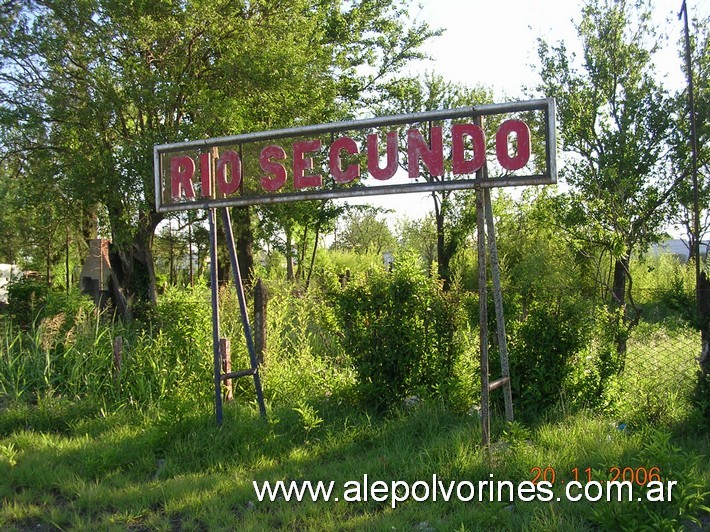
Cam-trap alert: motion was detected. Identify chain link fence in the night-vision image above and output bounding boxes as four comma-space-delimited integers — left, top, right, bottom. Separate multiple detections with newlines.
613, 316, 700, 423
486, 285, 705, 423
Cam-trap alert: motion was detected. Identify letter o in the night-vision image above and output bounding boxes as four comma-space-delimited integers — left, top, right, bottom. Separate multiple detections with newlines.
496, 119, 531, 171
585, 481, 603, 502
411, 481, 430, 502
456, 481, 475, 502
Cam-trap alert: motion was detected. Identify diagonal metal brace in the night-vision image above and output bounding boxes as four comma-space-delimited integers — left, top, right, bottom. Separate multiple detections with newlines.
220, 208, 267, 418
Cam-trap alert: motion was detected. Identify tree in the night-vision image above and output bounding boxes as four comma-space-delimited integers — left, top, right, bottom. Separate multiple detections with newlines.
396, 214, 437, 272
669, 11, 710, 378
153, 215, 191, 287
259, 201, 345, 284
374, 73, 493, 287
337, 207, 396, 256
0, 0, 436, 317
537, 0, 679, 358
670, 13, 710, 262
0, 164, 26, 264
0, 147, 83, 282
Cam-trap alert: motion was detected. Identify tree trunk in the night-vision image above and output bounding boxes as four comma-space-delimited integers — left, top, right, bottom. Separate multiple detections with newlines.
82, 204, 99, 243
695, 268, 710, 423
611, 256, 627, 308
285, 226, 294, 281
216, 214, 231, 285
65, 230, 70, 293
80, 203, 100, 276
433, 191, 459, 290
232, 206, 254, 287
698, 270, 710, 375
45, 231, 52, 285
611, 254, 629, 369
305, 220, 321, 290
108, 207, 162, 320
687, 234, 696, 263
296, 225, 308, 281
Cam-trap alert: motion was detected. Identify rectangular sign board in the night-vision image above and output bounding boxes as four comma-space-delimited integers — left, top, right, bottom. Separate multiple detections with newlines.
154, 98, 556, 212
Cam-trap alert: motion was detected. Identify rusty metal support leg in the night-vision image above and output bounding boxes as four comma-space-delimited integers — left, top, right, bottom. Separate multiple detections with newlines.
476, 186, 490, 450
221, 208, 267, 418
483, 188, 514, 423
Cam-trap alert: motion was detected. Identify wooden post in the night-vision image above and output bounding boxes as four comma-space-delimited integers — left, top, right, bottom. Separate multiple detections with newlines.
220, 337, 233, 402
112, 336, 123, 378
254, 278, 268, 367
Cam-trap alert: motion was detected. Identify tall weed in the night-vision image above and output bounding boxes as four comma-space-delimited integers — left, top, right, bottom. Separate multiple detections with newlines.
0, 310, 115, 402
117, 287, 213, 412
251, 280, 353, 407
507, 296, 591, 418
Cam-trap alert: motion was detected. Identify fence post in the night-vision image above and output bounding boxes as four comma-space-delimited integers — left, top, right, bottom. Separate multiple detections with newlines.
112, 336, 122, 378
339, 269, 351, 288
254, 278, 268, 367
220, 337, 233, 402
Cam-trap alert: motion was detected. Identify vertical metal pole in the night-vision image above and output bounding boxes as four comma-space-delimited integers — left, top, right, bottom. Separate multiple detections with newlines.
476, 184, 490, 449
679, 1, 701, 311
484, 187, 514, 422
208, 208, 224, 426
221, 208, 267, 418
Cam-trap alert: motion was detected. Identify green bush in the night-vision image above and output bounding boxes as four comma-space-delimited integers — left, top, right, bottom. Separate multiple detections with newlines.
7, 277, 50, 328
657, 276, 695, 322
563, 305, 623, 411
508, 297, 590, 417
220, 279, 354, 408
332, 255, 468, 411
631, 254, 695, 323
6, 278, 95, 334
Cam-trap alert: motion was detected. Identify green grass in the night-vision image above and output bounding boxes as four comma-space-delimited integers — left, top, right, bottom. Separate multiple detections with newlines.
0, 398, 708, 530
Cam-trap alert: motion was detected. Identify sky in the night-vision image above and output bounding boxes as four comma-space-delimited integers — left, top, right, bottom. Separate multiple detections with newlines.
409, 0, 709, 97
347, 0, 709, 223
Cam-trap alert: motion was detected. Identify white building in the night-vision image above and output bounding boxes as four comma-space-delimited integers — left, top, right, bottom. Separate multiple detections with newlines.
0, 264, 21, 305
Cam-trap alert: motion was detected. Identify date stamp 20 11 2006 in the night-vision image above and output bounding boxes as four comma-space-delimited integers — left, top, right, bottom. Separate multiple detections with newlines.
530, 466, 664, 486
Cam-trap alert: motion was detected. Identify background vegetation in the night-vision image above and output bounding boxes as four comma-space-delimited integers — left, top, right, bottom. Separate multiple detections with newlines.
0, 244, 708, 529
0, 0, 709, 529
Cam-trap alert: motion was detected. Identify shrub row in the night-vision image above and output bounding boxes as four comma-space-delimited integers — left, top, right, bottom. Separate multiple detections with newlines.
1, 259, 697, 421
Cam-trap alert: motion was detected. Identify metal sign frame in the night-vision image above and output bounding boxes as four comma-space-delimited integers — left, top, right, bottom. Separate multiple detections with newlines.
154, 98, 556, 212
153, 98, 557, 446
